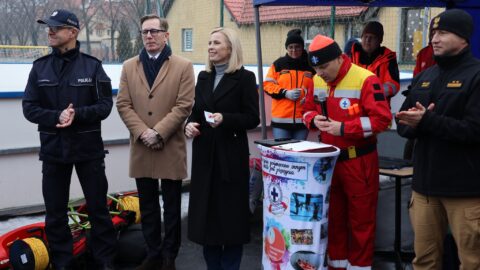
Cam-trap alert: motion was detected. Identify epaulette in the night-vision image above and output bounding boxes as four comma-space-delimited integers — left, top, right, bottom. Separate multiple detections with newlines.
80, 52, 102, 63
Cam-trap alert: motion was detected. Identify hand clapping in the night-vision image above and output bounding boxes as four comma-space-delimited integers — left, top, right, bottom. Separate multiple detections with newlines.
57, 103, 75, 128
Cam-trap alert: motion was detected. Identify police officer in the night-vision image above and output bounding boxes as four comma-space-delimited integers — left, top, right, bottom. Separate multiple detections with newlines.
22, 9, 116, 270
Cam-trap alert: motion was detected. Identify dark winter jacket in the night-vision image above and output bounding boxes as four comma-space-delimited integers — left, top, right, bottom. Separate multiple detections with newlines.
22, 43, 113, 163
397, 48, 480, 197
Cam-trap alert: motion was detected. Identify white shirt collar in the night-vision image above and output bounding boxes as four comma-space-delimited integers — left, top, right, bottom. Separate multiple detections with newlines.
147, 52, 160, 59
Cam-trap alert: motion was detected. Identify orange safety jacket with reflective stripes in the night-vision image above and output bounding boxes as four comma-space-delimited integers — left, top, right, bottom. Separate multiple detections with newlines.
351, 44, 400, 105
303, 55, 392, 150
264, 53, 314, 129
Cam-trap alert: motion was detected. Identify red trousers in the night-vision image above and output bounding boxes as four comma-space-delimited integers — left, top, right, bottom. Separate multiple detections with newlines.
327, 151, 379, 270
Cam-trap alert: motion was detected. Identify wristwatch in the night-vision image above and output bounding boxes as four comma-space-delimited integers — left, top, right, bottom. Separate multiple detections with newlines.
153, 129, 164, 148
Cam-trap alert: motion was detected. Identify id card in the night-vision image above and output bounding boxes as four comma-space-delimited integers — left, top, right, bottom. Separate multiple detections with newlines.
204, 111, 215, 123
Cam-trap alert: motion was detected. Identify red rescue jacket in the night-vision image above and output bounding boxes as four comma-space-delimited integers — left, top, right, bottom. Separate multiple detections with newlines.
303, 55, 392, 149
351, 44, 400, 105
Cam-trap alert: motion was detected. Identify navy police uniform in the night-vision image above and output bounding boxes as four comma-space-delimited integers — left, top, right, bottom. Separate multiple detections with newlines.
22, 42, 116, 269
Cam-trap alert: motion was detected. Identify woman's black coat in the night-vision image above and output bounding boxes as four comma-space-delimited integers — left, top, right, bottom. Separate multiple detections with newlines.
187, 67, 260, 245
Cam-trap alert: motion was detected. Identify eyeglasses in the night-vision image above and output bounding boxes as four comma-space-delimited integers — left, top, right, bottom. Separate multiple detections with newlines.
140, 29, 166, 36
45, 26, 73, 33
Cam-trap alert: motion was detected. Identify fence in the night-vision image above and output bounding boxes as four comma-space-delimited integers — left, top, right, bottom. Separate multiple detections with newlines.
0, 0, 444, 72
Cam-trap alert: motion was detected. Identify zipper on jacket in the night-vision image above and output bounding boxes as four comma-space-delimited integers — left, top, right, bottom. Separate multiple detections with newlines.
293, 70, 298, 124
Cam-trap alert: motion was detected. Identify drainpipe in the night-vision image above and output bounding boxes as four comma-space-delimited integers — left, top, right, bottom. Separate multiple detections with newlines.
220, 0, 224, 27
157, 0, 164, 17
146, 0, 151, 14
330, 6, 336, 39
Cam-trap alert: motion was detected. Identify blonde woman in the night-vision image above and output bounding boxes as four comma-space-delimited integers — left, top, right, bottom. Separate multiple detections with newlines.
185, 27, 260, 270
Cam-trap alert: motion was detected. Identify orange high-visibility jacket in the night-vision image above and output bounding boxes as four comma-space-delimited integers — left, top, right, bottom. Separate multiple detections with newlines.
264, 53, 314, 129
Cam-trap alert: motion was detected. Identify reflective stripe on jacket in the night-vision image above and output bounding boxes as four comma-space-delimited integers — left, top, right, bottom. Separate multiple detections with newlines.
264, 53, 314, 126
303, 55, 392, 150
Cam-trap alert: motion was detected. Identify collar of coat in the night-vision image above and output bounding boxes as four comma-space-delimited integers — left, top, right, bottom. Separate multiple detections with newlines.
197, 66, 245, 111
135, 54, 173, 92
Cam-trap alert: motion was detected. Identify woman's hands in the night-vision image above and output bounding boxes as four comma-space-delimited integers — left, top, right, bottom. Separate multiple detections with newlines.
185, 113, 224, 138
208, 113, 223, 128
185, 122, 201, 138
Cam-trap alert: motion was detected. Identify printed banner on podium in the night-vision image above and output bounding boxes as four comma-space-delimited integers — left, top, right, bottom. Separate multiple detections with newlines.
258, 144, 339, 270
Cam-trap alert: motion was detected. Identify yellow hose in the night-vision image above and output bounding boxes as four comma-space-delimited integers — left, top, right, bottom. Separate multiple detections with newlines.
22, 237, 49, 270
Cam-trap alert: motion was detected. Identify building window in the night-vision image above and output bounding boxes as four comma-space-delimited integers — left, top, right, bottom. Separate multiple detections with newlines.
305, 24, 330, 48
107, 30, 111, 36
182, 28, 193, 52
96, 29, 104, 37
344, 21, 363, 42
399, 8, 425, 64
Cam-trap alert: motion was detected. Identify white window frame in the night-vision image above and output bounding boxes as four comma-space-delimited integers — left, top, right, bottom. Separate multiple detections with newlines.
304, 24, 330, 49
399, 8, 425, 64
182, 28, 193, 52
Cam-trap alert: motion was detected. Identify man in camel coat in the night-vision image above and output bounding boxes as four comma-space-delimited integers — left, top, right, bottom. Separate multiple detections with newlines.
116, 14, 195, 270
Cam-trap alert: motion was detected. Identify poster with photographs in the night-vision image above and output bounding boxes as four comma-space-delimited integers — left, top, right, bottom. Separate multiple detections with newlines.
259, 145, 339, 270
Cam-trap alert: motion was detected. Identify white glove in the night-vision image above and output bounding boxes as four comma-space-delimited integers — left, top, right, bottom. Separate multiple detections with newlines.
284, 89, 301, 101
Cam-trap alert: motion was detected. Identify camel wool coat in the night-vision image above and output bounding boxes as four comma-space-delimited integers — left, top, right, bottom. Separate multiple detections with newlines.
116, 54, 195, 180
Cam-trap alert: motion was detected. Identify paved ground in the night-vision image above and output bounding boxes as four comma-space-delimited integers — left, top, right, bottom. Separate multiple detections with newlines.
176, 211, 263, 270
1, 192, 412, 270
114, 208, 411, 270
112, 207, 263, 270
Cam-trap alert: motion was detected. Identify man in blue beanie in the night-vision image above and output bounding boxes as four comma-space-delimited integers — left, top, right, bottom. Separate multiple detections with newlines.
397, 8, 480, 270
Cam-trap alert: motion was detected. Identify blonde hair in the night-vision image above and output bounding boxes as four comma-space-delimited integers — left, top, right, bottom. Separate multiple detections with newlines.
205, 27, 243, 73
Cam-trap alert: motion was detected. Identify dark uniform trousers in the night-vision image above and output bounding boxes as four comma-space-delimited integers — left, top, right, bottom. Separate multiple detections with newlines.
135, 178, 182, 260
42, 158, 116, 269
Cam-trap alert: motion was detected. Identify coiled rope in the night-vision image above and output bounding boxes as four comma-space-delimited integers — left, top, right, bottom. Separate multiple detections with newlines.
11, 237, 49, 270
117, 196, 141, 224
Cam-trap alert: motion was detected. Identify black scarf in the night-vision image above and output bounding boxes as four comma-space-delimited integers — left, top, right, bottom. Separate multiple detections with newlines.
140, 45, 172, 88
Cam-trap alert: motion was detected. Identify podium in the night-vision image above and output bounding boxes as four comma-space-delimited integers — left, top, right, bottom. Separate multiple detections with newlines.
257, 142, 340, 270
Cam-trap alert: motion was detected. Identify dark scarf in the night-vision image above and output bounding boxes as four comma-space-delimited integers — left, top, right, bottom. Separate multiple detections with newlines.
140, 45, 172, 88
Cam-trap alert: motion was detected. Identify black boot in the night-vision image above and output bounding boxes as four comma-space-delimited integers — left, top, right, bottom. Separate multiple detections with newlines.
161, 257, 176, 270
135, 257, 162, 270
